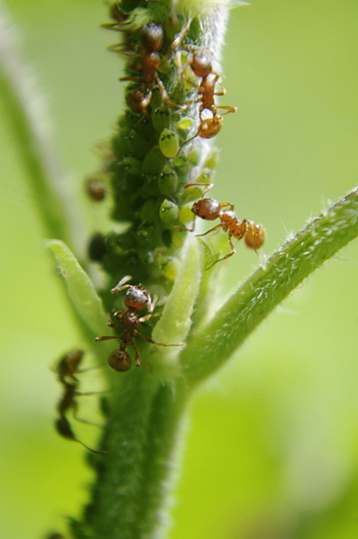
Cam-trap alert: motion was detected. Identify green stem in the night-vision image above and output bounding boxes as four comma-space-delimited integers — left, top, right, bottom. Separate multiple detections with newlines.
77, 370, 189, 539
0, 1, 84, 250
180, 186, 358, 386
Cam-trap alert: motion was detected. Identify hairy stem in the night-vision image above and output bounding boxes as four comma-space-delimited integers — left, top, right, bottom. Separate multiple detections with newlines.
180, 186, 358, 386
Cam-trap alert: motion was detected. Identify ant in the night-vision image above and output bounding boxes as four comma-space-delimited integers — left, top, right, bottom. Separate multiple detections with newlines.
180, 184, 265, 269
101, 2, 137, 57
181, 51, 236, 147
55, 350, 106, 455
95, 275, 183, 371
120, 20, 191, 114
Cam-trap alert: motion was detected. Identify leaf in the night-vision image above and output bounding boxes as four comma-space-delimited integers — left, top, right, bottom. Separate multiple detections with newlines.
45, 239, 108, 336
152, 235, 202, 345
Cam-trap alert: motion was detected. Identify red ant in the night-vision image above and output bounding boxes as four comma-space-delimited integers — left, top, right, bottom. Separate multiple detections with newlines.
95, 275, 183, 371
181, 51, 236, 147
120, 20, 191, 114
180, 184, 265, 269
55, 350, 106, 455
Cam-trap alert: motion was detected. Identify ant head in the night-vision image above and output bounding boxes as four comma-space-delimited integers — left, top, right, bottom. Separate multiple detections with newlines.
190, 52, 213, 78
192, 198, 221, 220
108, 349, 132, 372
124, 285, 150, 311
140, 23, 163, 52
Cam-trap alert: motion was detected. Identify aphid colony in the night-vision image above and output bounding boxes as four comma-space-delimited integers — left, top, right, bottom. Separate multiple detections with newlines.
55, 12, 267, 463
102, 4, 235, 144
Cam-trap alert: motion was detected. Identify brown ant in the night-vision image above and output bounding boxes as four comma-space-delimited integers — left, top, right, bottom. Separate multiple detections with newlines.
179, 184, 265, 269
181, 51, 236, 147
101, 2, 136, 57
55, 350, 106, 455
95, 275, 183, 371
120, 20, 191, 114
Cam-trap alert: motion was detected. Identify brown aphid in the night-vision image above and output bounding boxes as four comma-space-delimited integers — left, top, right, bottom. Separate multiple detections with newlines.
120, 20, 191, 114
95, 275, 183, 371
85, 177, 106, 202
182, 184, 265, 269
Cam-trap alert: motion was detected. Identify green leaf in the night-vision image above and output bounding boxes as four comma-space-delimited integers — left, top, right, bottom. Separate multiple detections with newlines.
152, 235, 202, 345
45, 239, 108, 336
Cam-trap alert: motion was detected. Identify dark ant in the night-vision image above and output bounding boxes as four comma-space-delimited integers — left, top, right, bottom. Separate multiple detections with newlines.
55, 350, 106, 455
85, 177, 106, 202
179, 184, 265, 269
180, 51, 236, 147
101, 2, 136, 57
120, 20, 191, 114
95, 275, 183, 371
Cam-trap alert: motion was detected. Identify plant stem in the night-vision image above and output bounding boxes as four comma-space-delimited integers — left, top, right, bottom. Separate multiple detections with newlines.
180, 186, 358, 386
0, 0, 85, 251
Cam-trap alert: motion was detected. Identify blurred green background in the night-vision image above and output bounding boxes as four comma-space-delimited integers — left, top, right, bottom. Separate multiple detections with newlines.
1, 1, 358, 538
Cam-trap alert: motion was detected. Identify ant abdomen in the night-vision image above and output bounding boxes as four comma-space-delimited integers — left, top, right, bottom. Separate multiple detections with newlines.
244, 222, 265, 250
108, 349, 132, 372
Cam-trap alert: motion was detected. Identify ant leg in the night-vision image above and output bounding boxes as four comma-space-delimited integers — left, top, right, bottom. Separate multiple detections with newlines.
119, 75, 141, 83
219, 201, 235, 211
184, 182, 214, 197
135, 331, 184, 348
195, 223, 223, 237
111, 275, 133, 293
205, 238, 236, 270
156, 77, 184, 109
146, 294, 159, 314
55, 417, 106, 455
131, 341, 142, 367
137, 311, 161, 323
161, 18, 193, 65
95, 335, 118, 342
216, 105, 237, 115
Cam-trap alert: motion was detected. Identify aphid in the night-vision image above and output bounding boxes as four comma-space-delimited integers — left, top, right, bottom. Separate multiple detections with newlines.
95, 275, 183, 371
181, 51, 236, 147
121, 20, 190, 114
55, 350, 105, 455
85, 177, 106, 202
182, 184, 265, 269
